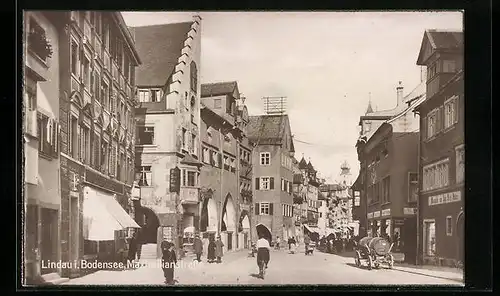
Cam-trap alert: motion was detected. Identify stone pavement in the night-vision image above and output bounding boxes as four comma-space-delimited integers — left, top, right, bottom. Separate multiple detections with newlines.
61, 247, 463, 286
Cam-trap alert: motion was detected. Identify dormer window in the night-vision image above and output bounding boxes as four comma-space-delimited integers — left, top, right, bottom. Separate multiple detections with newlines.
138, 89, 162, 103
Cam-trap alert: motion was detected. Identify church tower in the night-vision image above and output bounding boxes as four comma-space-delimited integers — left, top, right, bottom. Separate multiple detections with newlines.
339, 161, 353, 187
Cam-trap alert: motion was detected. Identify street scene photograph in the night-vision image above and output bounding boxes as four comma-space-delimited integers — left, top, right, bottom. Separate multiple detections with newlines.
22, 10, 464, 286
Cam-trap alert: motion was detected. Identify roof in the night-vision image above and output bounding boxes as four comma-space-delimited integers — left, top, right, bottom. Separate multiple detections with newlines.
201, 81, 238, 97
247, 115, 294, 151
365, 100, 374, 114
180, 154, 202, 167
307, 161, 315, 172
113, 13, 142, 65
320, 184, 342, 192
298, 157, 308, 169
417, 30, 463, 65
130, 22, 193, 87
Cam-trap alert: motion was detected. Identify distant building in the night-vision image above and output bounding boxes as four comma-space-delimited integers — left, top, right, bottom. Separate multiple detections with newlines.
415, 30, 464, 267
131, 17, 202, 257
248, 114, 295, 242
297, 157, 322, 238
199, 81, 253, 252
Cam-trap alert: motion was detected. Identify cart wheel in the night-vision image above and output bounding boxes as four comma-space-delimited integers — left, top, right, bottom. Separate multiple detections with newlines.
355, 251, 361, 267
367, 256, 373, 270
388, 254, 394, 269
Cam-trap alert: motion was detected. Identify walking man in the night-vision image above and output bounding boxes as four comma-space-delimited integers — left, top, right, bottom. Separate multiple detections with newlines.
193, 233, 203, 262
215, 235, 224, 263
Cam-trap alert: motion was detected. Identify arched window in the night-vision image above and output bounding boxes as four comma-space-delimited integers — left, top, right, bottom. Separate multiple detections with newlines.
190, 61, 197, 93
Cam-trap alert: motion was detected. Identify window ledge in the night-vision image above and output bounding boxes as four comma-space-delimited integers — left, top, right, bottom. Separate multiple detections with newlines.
136, 144, 158, 148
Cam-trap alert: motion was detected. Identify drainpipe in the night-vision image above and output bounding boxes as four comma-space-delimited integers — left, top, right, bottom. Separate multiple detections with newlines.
416, 117, 422, 265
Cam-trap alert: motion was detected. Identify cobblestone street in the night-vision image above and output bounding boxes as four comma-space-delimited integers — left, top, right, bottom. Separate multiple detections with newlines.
61, 247, 463, 286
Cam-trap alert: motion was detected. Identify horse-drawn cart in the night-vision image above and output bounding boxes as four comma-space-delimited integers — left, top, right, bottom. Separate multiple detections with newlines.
354, 236, 394, 270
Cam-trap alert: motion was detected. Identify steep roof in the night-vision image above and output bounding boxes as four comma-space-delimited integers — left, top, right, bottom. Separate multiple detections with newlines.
247, 115, 294, 150
130, 22, 193, 87
417, 30, 463, 65
201, 81, 238, 97
298, 157, 308, 169
307, 161, 315, 172
365, 100, 374, 114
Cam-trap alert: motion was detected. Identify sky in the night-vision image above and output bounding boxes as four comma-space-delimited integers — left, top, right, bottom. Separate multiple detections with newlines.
122, 11, 463, 183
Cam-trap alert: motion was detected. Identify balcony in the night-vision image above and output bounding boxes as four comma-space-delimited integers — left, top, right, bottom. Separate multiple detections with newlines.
24, 109, 37, 137
180, 187, 199, 204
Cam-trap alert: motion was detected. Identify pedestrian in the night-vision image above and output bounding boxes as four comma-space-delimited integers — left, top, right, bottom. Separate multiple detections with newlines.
127, 232, 138, 264
215, 235, 224, 263
193, 233, 203, 262
161, 241, 177, 285
207, 236, 216, 263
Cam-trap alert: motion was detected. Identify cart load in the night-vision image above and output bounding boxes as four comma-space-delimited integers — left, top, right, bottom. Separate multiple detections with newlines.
354, 236, 394, 270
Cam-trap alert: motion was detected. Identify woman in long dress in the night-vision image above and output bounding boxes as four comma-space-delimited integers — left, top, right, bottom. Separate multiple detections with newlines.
207, 237, 216, 263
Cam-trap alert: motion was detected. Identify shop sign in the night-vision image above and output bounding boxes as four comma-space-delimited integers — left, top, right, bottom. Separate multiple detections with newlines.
381, 209, 391, 217
428, 191, 461, 206
367, 212, 373, 219
373, 211, 381, 218
394, 219, 405, 226
404, 207, 417, 215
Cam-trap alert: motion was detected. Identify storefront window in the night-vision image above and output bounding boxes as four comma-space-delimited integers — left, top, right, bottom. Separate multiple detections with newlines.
424, 221, 436, 256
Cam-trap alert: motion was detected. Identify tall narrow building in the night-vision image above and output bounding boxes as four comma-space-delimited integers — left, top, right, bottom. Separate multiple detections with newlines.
248, 114, 295, 242
130, 17, 202, 258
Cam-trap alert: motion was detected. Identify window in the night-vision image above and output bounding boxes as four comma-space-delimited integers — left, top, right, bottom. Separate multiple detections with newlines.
214, 99, 222, 109
182, 128, 188, 150
230, 158, 236, 172
446, 216, 453, 236
138, 166, 152, 186
423, 220, 436, 256
137, 126, 154, 145
181, 169, 198, 187
71, 39, 79, 77
28, 17, 50, 61
190, 61, 197, 93
259, 177, 273, 190
260, 152, 270, 165
408, 172, 418, 202
83, 55, 91, 89
101, 81, 109, 108
427, 111, 436, 138
80, 125, 90, 164
444, 96, 458, 129
456, 145, 465, 184
151, 89, 161, 102
382, 176, 390, 203
37, 113, 58, 156
93, 72, 101, 102
423, 159, 449, 191
281, 178, 285, 191
259, 202, 270, 215
442, 60, 456, 73
101, 139, 108, 174
202, 147, 209, 163
138, 90, 150, 103
223, 155, 229, 170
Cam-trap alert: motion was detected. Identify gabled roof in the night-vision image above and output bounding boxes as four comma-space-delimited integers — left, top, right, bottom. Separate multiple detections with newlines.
247, 115, 294, 151
417, 30, 463, 65
365, 100, 374, 114
307, 161, 315, 172
201, 81, 238, 97
130, 22, 193, 87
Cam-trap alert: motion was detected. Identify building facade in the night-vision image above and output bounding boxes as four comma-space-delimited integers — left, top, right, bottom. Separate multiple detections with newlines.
248, 115, 295, 243
415, 30, 464, 267
198, 81, 253, 253
56, 11, 142, 278
23, 11, 64, 284
131, 17, 202, 257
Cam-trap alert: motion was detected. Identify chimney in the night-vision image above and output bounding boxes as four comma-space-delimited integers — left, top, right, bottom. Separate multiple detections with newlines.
396, 81, 404, 106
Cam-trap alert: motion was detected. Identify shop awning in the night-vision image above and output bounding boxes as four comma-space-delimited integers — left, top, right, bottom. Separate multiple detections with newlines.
83, 187, 140, 241
304, 225, 320, 233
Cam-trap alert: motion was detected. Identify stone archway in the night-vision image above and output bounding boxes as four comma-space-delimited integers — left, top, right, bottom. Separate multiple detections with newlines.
221, 194, 236, 232
238, 210, 251, 249
200, 195, 218, 233
138, 207, 160, 244
256, 223, 272, 243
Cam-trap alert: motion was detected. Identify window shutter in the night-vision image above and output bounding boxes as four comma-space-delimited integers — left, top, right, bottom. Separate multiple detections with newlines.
440, 106, 445, 131
289, 182, 292, 193
255, 177, 260, 190
218, 153, 222, 168
269, 203, 274, 215
270, 177, 275, 190
255, 203, 259, 215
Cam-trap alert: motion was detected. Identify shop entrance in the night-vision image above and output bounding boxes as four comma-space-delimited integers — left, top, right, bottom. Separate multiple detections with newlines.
40, 208, 58, 275
402, 217, 417, 264
138, 207, 160, 244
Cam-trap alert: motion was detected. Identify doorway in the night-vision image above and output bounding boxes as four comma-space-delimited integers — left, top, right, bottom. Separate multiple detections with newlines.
40, 208, 58, 275
457, 212, 464, 265
227, 232, 233, 250
402, 217, 417, 264
139, 207, 160, 244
